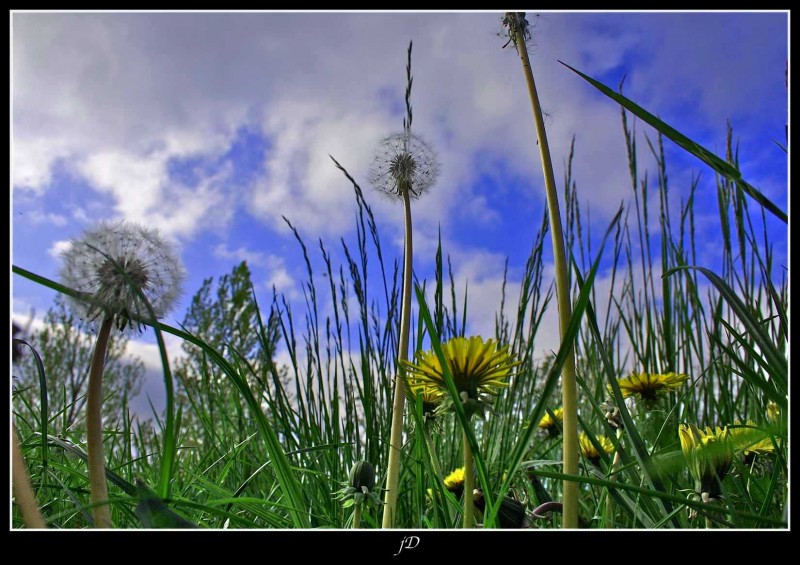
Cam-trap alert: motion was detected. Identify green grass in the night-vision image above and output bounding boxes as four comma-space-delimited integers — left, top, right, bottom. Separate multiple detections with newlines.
11, 56, 787, 529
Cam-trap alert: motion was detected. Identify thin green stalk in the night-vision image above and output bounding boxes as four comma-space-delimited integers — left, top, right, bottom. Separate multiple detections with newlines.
604, 428, 624, 527
382, 184, 414, 528
422, 427, 454, 526
506, 12, 579, 528
12, 425, 46, 528
463, 428, 475, 528
87, 315, 114, 528
422, 428, 443, 485
353, 504, 363, 529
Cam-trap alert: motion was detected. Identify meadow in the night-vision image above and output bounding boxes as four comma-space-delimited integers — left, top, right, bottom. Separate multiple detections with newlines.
11, 15, 787, 530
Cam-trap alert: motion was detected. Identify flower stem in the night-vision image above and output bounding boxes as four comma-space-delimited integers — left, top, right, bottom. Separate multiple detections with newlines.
423, 427, 454, 526
382, 184, 414, 528
604, 429, 623, 527
87, 315, 114, 528
352, 504, 363, 529
463, 428, 475, 528
11, 424, 46, 528
508, 13, 580, 528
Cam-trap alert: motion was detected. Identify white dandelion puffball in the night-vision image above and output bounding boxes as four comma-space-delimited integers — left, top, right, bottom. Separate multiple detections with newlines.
368, 131, 440, 199
59, 220, 186, 331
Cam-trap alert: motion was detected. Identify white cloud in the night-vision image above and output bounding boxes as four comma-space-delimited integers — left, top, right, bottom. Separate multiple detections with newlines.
11, 305, 46, 337
13, 12, 785, 249
213, 243, 265, 267
12, 138, 74, 192
264, 259, 295, 295
79, 151, 165, 215
125, 332, 187, 373
77, 151, 235, 238
47, 240, 72, 259
26, 210, 68, 227
1, 15, 612, 244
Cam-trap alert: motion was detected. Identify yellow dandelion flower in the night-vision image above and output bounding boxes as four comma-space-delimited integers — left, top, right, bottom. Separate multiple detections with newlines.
406, 383, 444, 426
610, 372, 688, 403
767, 401, 781, 425
444, 467, 465, 497
403, 336, 521, 419
537, 407, 564, 437
579, 432, 615, 465
679, 423, 734, 499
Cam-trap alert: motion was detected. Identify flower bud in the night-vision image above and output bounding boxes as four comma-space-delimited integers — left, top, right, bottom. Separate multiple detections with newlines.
348, 460, 375, 492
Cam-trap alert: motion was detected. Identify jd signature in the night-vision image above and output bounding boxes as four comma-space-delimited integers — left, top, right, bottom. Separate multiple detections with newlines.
393, 535, 421, 556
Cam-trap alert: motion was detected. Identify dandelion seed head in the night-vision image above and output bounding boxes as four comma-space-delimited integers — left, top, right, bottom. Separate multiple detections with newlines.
368, 131, 440, 200
59, 220, 185, 332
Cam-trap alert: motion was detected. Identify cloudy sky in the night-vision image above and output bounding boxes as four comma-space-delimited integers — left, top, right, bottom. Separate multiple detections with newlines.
11, 11, 789, 415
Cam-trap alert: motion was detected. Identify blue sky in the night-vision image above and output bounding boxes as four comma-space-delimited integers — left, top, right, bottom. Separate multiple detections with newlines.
11, 11, 789, 415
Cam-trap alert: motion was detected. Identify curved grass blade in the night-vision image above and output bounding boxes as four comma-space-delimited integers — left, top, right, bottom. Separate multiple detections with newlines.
665, 265, 787, 403
13, 338, 49, 479
559, 61, 787, 224
711, 319, 784, 406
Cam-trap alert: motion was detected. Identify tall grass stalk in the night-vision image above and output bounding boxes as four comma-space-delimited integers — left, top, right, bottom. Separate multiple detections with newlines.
11, 424, 46, 528
505, 12, 580, 528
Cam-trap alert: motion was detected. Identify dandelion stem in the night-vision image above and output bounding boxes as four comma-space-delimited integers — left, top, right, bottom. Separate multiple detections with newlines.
382, 183, 414, 528
87, 315, 114, 528
11, 424, 46, 529
463, 428, 475, 528
507, 12, 580, 528
352, 504, 362, 529
423, 427, 454, 526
